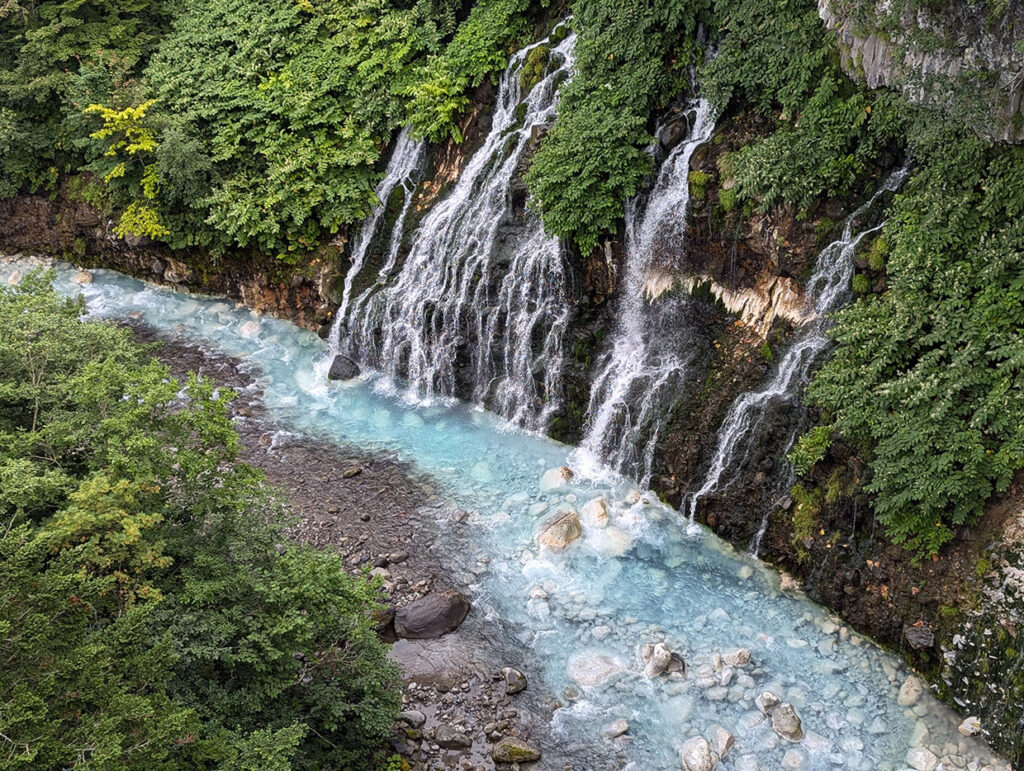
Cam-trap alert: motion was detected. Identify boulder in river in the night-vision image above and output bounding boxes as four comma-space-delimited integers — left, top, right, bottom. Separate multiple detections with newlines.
770, 703, 804, 742
501, 666, 527, 694
434, 724, 472, 749
539, 465, 574, 492
581, 496, 609, 528
537, 509, 582, 551
680, 736, 717, 771
394, 590, 470, 639
644, 642, 673, 677
327, 354, 360, 380
492, 737, 541, 763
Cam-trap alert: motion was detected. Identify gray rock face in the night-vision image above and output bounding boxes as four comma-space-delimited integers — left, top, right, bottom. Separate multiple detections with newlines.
903, 623, 935, 650
491, 737, 541, 763
328, 354, 361, 380
818, 0, 1024, 142
680, 736, 718, 771
434, 724, 472, 749
394, 590, 470, 639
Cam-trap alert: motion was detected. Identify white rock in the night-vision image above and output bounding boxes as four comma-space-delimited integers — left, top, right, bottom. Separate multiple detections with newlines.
536, 509, 582, 551
540, 466, 574, 492
898, 676, 924, 707
680, 737, 717, 771
581, 497, 609, 527
73, 271, 93, 284
568, 651, 624, 687
603, 718, 629, 738
756, 690, 781, 714
239, 320, 261, 338
906, 747, 939, 771
709, 726, 734, 759
723, 648, 752, 667
957, 716, 981, 736
735, 756, 759, 771
644, 642, 673, 678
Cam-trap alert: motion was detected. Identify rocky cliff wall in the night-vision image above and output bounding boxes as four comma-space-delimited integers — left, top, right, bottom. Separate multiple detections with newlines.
819, 0, 1024, 142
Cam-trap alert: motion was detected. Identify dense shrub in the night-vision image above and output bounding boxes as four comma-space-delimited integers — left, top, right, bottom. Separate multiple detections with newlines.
0, 274, 400, 767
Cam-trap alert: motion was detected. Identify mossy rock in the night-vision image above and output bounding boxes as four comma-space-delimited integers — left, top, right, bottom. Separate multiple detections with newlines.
519, 44, 550, 94
492, 737, 541, 763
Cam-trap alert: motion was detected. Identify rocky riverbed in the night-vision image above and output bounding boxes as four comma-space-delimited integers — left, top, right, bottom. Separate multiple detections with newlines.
129, 325, 560, 770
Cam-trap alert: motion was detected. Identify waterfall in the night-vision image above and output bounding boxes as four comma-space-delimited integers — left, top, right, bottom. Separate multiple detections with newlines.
575, 100, 716, 488
328, 127, 426, 352
688, 166, 910, 548
339, 30, 576, 431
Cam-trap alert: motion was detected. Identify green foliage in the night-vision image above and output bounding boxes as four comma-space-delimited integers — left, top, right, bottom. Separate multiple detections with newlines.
851, 273, 871, 294
789, 424, 832, 476
688, 170, 710, 201
406, 0, 533, 142
790, 483, 822, 561
0, 275, 400, 766
702, 0, 906, 210
718, 186, 738, 213
808, 125, 1024, 556
526, 0, 709, 252
144, 0, 456, 255
866, 234, 889, 271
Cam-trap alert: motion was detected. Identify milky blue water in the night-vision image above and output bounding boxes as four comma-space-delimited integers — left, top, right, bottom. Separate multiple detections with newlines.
3, 259, 1005, 771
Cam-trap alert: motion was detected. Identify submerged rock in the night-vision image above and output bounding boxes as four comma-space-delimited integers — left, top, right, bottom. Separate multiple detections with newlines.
680, 736, 717, 771
73, 270, 93, 284
905, 747, 939, 771
537, 509, 582, 551
756, 690, 781, 714
492, 737, 541, 763
722, 648, 751, 667
897, 675, 924, 706
771, 703, 804, 742
603, 718, 629, 738
709, 726, 734, 759
568, 651, 624, 687
327, 354, 360, 380
394, 590, 470, 639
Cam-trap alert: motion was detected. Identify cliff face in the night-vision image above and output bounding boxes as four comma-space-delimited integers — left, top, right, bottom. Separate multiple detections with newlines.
819, 0, 1024, 143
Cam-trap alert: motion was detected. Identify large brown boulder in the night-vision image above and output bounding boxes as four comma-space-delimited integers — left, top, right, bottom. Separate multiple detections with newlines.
394, 590, 470, 639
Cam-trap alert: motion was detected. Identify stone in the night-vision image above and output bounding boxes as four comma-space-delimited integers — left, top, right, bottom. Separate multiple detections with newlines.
73, 271, 93, 284
394, 590, 470, 639
537, 509, 582, 551
568, 651, 624, 687
239, 320, 260, 337
434, 725, 472, 750
581, 497, 609, 528
603, 718, 629, 739
539, 465, 574, 492
343, 466, 362, 478
597, 526, 632, 557
904, 622, 935, 650
644, 642, 673, 677
722, 648, 752, 667
898, 676, 924, 707
756, 691, 781, 715
958, 716, 981, 736
781, 748, 806, 769
680, 737, 717, 771
709, 726, 734, 759
501, 666, 527, 695
906, 747, 939, 771
771, 703, 804, 742
491, 737, 541, 763
328, 354, 361, 380
400, 710, 426, 728
6, 270, 23, 286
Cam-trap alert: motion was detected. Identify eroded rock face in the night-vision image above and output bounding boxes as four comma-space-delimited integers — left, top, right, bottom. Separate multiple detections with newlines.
537, 509, 582, 551
393, 589, 470, 639
818, 0, 1024, 143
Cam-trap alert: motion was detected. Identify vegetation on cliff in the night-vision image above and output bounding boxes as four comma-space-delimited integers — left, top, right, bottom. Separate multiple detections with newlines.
0, 274, 400, 767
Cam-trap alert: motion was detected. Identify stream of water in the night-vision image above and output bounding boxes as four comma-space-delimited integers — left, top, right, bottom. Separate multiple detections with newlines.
2, 257, 1005, 771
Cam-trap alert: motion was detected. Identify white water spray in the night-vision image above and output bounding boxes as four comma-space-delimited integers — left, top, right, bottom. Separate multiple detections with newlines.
688, 166, 910, 549
575, 99, 716, 488
342, 31, 576, 431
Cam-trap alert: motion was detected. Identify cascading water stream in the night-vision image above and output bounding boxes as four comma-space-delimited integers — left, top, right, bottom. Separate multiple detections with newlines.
687, 166, 910, 550
340, 30, 575, 432
328, 127, 425, 353
575, 100, 716, 488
